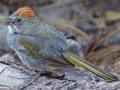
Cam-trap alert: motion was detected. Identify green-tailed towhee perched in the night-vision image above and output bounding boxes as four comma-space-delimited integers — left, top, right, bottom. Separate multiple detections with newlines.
5, 7, 118, 81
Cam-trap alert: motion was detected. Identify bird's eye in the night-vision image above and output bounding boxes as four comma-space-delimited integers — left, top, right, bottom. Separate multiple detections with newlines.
17, 19, 21, 22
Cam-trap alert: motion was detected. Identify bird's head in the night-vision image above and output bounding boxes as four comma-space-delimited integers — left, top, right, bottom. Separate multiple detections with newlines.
6, 7, 39, 34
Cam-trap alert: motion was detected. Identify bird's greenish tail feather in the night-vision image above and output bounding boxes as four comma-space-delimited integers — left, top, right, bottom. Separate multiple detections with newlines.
63, 52, 119, 81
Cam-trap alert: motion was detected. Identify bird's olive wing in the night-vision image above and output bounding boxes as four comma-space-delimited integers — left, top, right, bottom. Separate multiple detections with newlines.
19, 35, 74, 69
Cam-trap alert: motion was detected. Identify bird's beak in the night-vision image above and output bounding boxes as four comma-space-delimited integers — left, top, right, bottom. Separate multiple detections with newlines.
5, 16, 13, 22
5, 16, 13, 25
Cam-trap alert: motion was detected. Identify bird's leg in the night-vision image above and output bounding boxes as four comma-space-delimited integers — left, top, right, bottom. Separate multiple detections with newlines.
40, 71, 65, 80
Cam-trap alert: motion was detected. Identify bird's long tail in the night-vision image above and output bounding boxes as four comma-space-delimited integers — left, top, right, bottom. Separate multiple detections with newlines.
63, 52, 119, 82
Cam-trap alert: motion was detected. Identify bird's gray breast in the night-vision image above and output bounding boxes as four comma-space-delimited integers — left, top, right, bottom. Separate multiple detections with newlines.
7, 33, 17, 49
6, 33, 25, 51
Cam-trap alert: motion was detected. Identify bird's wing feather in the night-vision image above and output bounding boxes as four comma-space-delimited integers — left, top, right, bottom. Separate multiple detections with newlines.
19, 34, 74, 69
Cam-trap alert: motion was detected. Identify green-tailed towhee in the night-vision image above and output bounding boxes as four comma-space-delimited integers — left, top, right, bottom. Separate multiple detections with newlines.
5, 7, 118, 82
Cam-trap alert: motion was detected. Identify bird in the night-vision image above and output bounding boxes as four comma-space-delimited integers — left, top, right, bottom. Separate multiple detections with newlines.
5, 7, 118, 82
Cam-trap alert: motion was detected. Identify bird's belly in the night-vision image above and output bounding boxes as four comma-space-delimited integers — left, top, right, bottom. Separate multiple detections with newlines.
15, 49, 50, 71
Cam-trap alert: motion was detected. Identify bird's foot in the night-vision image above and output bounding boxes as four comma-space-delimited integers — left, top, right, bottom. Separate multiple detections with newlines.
40, 71, 65, 80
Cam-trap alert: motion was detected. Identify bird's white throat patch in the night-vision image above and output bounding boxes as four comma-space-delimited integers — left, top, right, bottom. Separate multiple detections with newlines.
8, 25, 14, 33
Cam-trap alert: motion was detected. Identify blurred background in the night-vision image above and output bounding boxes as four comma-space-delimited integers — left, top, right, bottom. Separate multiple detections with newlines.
0, 0, 120, 77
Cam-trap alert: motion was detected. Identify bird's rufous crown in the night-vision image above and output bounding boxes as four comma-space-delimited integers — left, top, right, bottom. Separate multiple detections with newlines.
15, 7, 35, 18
